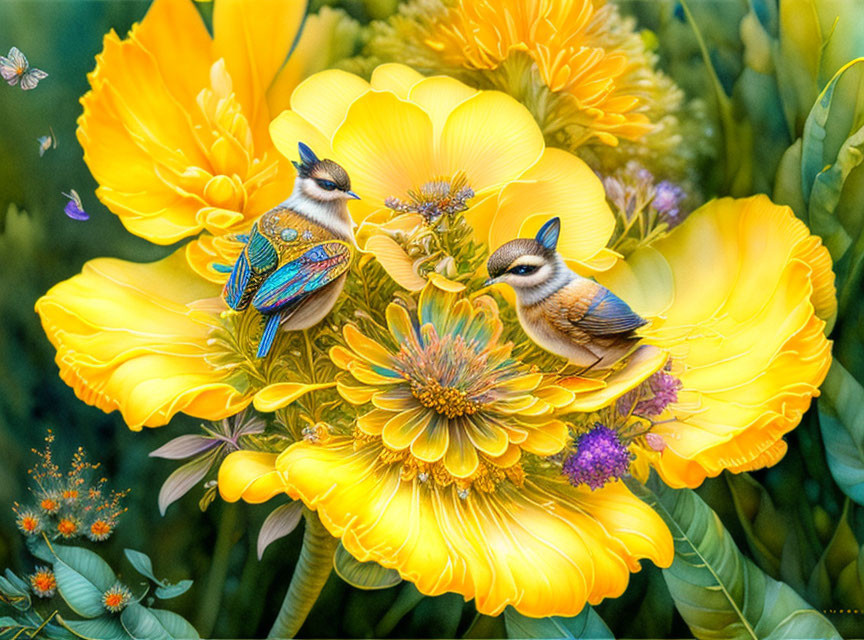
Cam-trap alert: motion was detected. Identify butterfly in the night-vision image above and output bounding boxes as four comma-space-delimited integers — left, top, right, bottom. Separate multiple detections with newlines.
62, 190, 89, 221
0, 47, 48, 90
37, 127, 57, 157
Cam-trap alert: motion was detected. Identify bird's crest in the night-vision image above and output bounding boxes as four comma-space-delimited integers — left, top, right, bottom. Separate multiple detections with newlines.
535, 217, 560, 251
293, 142, 321, 176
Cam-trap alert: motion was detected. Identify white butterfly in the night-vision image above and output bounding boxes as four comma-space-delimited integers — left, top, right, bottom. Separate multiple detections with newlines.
0, 47, 48, 90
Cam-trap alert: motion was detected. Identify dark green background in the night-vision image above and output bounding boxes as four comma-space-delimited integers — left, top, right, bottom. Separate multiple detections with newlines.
0, 2, 857, 639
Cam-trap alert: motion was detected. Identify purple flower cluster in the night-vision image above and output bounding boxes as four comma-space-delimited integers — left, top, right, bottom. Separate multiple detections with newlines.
562, 424, 631, 490
635, 371, 682, 417
652, 181, 686, 225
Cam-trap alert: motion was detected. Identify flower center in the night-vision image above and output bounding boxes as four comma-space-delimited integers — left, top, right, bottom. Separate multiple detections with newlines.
385, 172, 475, 222
410, 379, 481, 418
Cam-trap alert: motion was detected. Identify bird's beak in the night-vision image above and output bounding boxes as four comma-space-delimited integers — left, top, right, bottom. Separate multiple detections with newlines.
346, 190, 361, 200
483, 277, 499, 288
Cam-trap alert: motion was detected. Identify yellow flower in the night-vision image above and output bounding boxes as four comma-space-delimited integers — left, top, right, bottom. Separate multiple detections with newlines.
220, 287, 673, 617
268, 63, 618, 289
36, 0, 356, 429
366, 0, 685, 153
595, 195, 835, 487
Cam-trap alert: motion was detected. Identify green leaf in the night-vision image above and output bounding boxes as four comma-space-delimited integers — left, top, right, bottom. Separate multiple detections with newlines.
801, 58, 864, 203
628, 476, 841, 640
725, 472, 785, 576
808, 122, 864, 261
52, 546, 117, 619
61, 617, 131, 640
146, 610, 199, 640
503, 606, 613, 639
124, 550, 160, 585
120, 603, 198, 640
333, 541, 401, 590
819, 360, 864, 504
807, 499, 859, 608
153, 581, 192, 600
26, 536, 54, 563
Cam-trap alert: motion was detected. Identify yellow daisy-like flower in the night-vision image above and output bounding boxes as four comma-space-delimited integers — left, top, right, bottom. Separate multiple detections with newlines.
268, 63, 619, 289
367, 0, 684, 151
35, 0, 357, 429
221, 287, 674, 617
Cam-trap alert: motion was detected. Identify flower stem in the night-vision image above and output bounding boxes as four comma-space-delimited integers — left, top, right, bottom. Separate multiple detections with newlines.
196, 502, 239, 636
268, 509, 338, 638
373, 583, 425, 637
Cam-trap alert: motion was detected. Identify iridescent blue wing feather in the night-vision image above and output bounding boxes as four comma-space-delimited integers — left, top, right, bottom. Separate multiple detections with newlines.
222, 224, 279, 310
575, 287, 647, 335
252, 241, 351, 314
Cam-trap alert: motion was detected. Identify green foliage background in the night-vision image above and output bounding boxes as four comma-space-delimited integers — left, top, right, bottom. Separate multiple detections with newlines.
1, 1, 864, 638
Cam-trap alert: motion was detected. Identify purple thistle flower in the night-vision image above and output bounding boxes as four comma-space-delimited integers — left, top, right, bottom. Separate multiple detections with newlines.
562, 424, 631, 490
635, 372, 682, 417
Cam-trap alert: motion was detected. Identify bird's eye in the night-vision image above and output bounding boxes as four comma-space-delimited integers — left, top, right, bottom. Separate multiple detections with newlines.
316, 179, 338, 191
509, 264, 539, 276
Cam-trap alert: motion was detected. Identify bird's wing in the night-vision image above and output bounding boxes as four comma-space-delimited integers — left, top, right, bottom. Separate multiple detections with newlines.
252, 241, 352, 314
223, 223, 279, 310
567, 283, 647, 336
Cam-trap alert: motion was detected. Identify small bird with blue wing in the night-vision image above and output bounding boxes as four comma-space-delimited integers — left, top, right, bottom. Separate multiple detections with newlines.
217, 143, 359, 358
485, 217, 647, 370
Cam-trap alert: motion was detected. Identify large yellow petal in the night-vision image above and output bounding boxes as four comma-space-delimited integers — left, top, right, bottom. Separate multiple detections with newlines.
35, 249, 250, 430
274, 438, 672, 617
132, 0, 212, 106
439, 91, 544, 192
331, 91, 436, 204
266, 7, 362, 117
218, 451, 284, 504
370, 63, 425, 98
213, 0, 308, 147
407, 75, 478, 139
483, 148, 616, 269
600, 196, 835, 487
289, 69, 370, 142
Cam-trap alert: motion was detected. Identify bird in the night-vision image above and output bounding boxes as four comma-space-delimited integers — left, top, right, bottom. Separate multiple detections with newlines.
485, 217, 647, 370
215, 142, 360, 358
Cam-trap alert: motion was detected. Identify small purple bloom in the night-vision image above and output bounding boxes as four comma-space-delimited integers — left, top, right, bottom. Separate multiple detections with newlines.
562, 424, 631, 490
635, 371, 682, 417
652, 181, 685, 223
62, 189, 88, 221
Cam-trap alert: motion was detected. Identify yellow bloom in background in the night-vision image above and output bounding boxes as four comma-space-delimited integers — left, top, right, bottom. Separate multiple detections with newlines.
365, 0, 687, 166
596, 195, 835, 487
268, 63, 618, 289
221, 287, 674, 617
36, 0, 359, 429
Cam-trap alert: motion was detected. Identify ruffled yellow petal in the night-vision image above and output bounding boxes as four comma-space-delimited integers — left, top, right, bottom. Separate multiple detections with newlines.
253, 382, 337, 412
600, 195, 834, 487
439, 91, 544, 192
275, 438, 672, 617
35, 250, 250, 430
269, 110, 332, 166
218, 451, 283, 504
483, 148, 616, 271
370, 63, 425, 98
212, 0, 307, 147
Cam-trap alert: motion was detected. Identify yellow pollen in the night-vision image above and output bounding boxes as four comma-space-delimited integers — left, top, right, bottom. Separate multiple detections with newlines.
410, 380, 481, 418
40, 498, 58, 512
21, 516, 39, 532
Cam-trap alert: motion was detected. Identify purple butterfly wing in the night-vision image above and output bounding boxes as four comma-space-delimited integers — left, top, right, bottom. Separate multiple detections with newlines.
64, 198, 89, 221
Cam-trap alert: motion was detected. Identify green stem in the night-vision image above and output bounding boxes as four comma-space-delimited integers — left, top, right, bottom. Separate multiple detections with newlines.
268, 509, 339, 639
373, 583, 425, 638
196, 502, 239, 636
